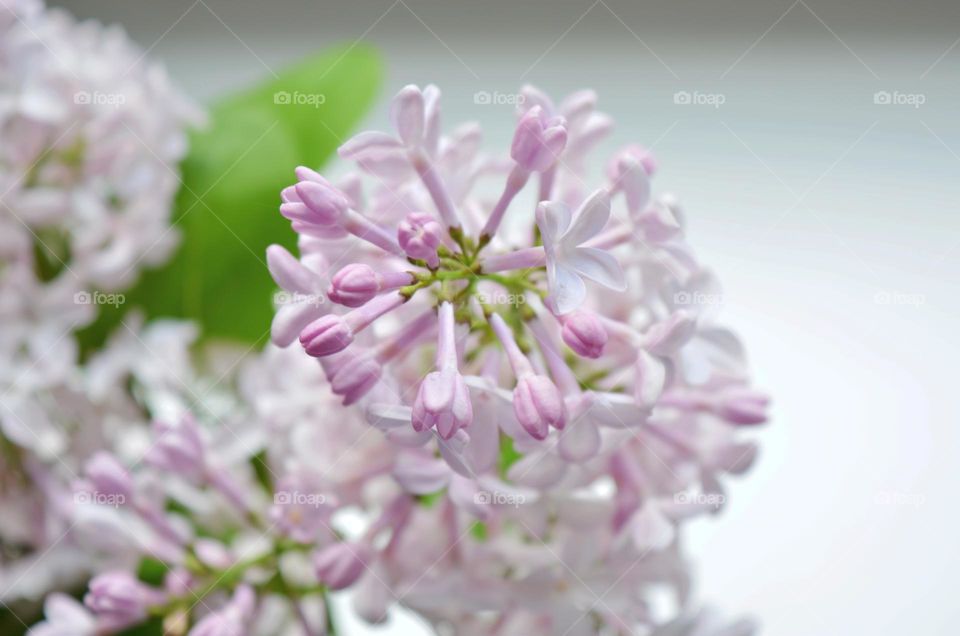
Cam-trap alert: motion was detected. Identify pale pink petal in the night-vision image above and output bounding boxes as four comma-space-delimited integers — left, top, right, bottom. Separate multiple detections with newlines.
338, 131, 403, 159
565, 189, 611, 245
422, 84, 442, 155
589, 392, 649, 428
569, 113, 613, 156
271, 302, 320, 347
385, 427, 432, 447
518, 84, 554, 116
549, 262, 587, 315
390, 85, 425, 147
266, 244, 315, 293
45, 593, 95, 627
437, 429, 475, 478
629, 504, 675, 551
464, 405, 499, 474
558, 89, 597, 129
352, 564, 393, 624
644, 311, 697, 356
620, 158, 651, 213
567, 246, 626, 291
638, 200, 681, 243
393, 452, 450, 494
558, 415, 600, 462
508, 451, 567, 489
448, 474, 491, 520
635, 350, 666, 408
365, 403, 413, 430
535, 201, 572, 246
356, 150, 414, 182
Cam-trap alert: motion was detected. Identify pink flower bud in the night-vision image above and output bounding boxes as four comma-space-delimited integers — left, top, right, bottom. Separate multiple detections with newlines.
163, 568, 194, 597
513, 374, 566, 440
560, 310, 608, 358
300, 293, 406, 358
412, 302, 472, 439
189, 585, 255, 636
314, 542, 371, 590
85, 572, 163, 632
328, 264, 414, 308
148, 416, 205, 480
300, 314, 354, 357
412, 368, 472, 439
80, 452, 133, 501
294, 180, 350, 226
608, 144, 657, 178
328, 263, 380, 308
398, 212, 443, 268
511, 106, 568, 172
328, 353, 382, 406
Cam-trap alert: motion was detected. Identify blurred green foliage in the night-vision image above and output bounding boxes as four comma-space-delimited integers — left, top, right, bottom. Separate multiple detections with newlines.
77, 43, 383, 352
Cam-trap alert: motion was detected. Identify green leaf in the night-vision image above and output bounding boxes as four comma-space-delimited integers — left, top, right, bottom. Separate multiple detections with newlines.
498, 433, 522, 478
136, 556, 170, 585
116, 618, 164, 636
78, 43, 383, 350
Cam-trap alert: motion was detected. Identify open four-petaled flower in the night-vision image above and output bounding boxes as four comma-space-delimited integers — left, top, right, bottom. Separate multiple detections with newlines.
536, 189, 627, 314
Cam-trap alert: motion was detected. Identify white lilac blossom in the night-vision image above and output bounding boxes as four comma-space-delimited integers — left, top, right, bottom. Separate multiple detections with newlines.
0, 0, 199, 610
0, 0, 199, 292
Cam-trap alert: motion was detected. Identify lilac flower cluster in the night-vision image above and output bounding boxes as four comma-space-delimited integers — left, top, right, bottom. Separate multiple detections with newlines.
253, 83, 769, 632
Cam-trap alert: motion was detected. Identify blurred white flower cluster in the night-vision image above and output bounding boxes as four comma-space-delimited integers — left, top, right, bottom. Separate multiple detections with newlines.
1, 0, 201, 290
0, 0, 200, 607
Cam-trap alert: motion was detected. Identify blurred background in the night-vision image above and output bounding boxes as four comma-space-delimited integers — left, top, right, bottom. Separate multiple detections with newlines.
52, 1, 960, 634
